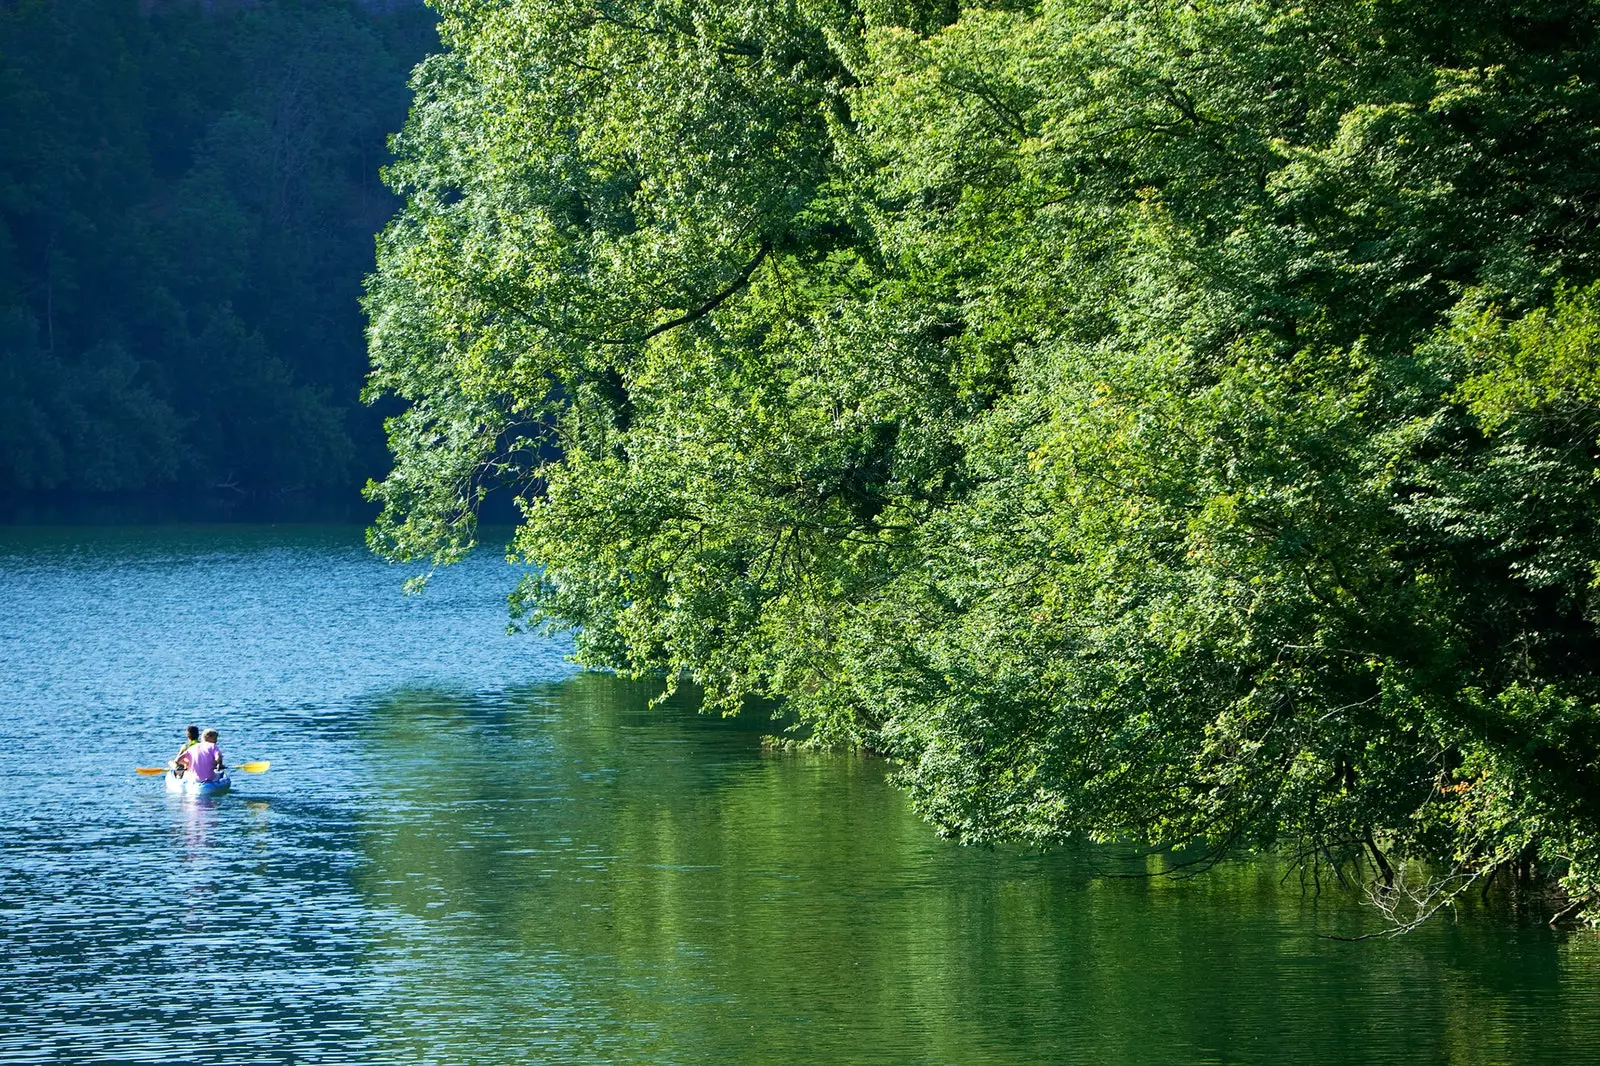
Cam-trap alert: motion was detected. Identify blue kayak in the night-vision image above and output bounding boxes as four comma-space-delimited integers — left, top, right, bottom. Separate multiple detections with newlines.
165, 770, 231, 797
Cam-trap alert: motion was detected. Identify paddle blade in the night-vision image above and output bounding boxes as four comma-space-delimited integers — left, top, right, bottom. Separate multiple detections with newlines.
135, 767, 168, 775
235, 761, 271, 773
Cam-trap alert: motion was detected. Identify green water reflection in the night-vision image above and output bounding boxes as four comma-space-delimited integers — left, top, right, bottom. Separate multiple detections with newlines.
352, 676, 1600, 1066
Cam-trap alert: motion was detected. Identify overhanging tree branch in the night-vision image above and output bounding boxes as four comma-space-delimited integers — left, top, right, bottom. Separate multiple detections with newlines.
595, 241, 772, 346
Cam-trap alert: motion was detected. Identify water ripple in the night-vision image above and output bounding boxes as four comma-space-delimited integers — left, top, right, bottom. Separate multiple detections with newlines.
2, 526, 1599, 1064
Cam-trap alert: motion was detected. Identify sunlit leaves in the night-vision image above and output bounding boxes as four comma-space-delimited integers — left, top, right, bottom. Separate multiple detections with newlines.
369, 0, 1600, 921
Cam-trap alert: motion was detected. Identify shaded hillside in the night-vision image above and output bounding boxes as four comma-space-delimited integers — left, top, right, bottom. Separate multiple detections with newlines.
0, 0, 434, 497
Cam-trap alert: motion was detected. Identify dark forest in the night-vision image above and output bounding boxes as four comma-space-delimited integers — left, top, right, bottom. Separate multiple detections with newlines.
0, 0, 433, 499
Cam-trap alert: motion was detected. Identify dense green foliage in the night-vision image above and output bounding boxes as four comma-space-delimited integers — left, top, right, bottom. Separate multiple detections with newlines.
0, 0, 433, 495
367, 0, 1600, 921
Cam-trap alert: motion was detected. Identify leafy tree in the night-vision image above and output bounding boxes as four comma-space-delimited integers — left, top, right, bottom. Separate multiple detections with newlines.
367, 0, 1600, 924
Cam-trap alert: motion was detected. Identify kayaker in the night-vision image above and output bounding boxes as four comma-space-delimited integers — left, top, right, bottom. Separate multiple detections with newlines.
171, 725, 201, 774
179, 729, 225, 783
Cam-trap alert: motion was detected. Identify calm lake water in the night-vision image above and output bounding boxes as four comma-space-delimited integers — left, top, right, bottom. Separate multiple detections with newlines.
1, 524, 1597, 1065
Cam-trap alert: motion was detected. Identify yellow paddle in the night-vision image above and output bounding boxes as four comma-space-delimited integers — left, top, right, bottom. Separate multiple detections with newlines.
134, 761, 270, 775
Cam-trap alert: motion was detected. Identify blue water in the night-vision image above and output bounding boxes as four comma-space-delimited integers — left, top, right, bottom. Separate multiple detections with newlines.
1, 524, 1597, 1064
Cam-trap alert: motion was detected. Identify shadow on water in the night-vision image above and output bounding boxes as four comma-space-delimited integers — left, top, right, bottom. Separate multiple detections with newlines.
0, 493, 379, 527
334, 674, 1600, 1066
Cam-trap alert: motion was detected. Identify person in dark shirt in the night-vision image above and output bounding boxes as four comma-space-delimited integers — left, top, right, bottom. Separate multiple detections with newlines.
170, 725, 200, 776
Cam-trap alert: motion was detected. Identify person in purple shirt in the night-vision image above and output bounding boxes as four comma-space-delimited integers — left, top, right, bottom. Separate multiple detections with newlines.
175, 729, 226, 782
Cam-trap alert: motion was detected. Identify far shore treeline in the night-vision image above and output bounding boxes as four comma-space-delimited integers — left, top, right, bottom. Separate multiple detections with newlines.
364, 0, 1600, 926
0, 0, 434, 499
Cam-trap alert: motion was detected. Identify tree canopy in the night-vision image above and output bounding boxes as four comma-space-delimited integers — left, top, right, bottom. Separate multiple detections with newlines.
0, 0, 434, 496
367, 0, 1600, 922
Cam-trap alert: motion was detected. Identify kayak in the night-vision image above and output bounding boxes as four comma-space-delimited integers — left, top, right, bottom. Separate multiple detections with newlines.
165, 770, 231, 797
